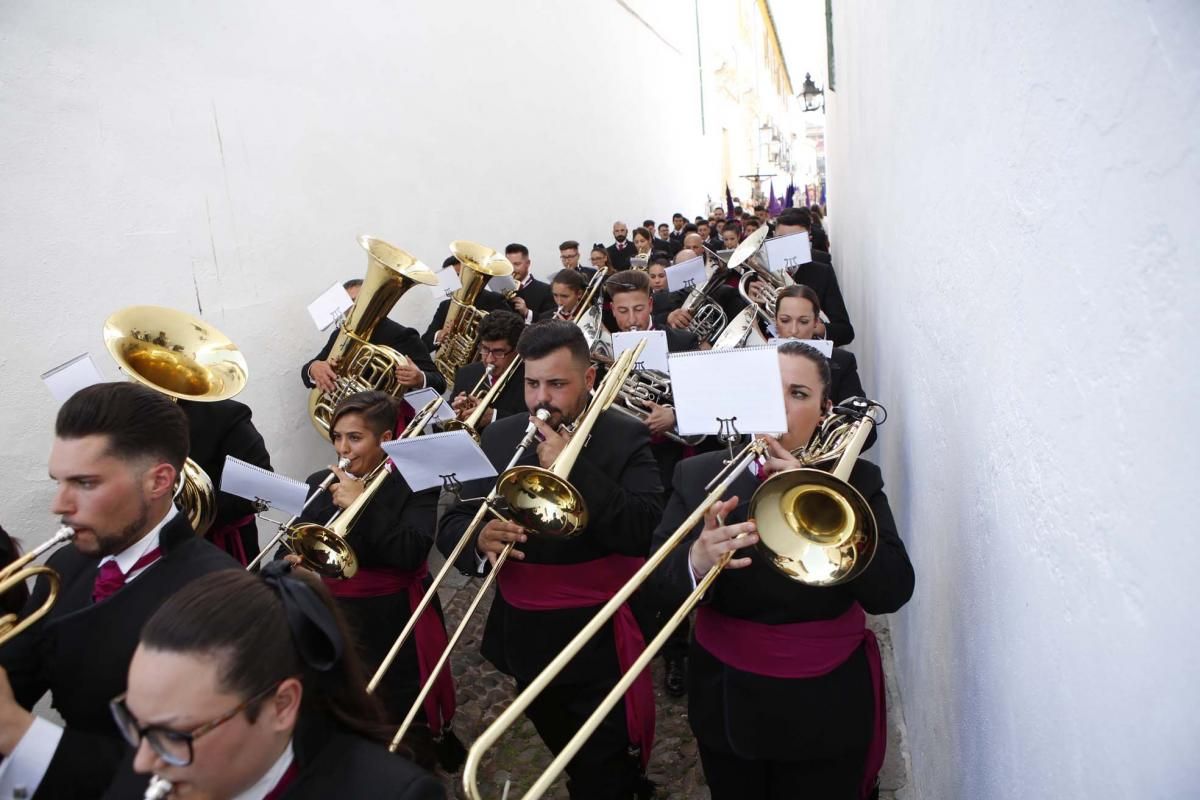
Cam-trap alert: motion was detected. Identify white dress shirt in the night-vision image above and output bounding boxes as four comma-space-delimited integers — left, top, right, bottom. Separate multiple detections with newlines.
232, 740, 294, 800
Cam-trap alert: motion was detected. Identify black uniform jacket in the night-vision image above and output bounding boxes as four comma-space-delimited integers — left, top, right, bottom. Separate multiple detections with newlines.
650, 452, 914, 761
515, 277, 557, 320
829, 348, 876, 452
0, 514, 238, 799
102, 712, 444, 799
303, 317, 445, 395
790, 260, 855, 347
179, 398, 273, 556
420, 290, 510, 353
451, 361, 528, 422
606, 241, 635, 270
437, 410, 663, 687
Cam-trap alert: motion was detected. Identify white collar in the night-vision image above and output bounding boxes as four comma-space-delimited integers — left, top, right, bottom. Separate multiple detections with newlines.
232, 740, 294, 800
519, 274, 533, 288
99, 504, 177, 577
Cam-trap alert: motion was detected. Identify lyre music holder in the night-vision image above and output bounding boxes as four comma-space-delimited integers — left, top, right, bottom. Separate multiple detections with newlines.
715, 416, 741, 460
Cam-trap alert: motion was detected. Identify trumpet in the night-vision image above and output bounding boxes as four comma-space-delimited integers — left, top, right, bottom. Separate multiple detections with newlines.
143, 775, 173, 800
0, 526, 75, 647
384, 340, 648, 751
244, 457, 351, 572
463, 402, 880, 799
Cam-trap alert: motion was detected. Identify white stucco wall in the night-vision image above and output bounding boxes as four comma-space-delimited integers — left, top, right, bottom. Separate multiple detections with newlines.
826, 1, 1199, 797
0, 0, 715, 538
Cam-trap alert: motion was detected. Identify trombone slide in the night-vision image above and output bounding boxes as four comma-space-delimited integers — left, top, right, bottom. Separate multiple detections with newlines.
245, 458, 350, 572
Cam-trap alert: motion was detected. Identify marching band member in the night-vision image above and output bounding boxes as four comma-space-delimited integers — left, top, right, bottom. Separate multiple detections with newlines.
589, 243, 612, 271
650, 341, 914, 799
101, 565, 443, 799
647, 258, 669, 294
507, 243, 557, 322
438, 321, 664, 800
558, 240, 598, 280
450, 310, 527, 430
607, 222, 635, 270
304, 278, 446, 395
290, 391, 459, 767
540, 268, 589, 321
422, 255, 508, 353
774, 208, 854, 345
0, 383, 238, 799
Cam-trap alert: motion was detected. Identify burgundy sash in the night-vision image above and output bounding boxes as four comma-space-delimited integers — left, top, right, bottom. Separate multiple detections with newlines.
206, 514, 251, 565
498, 555, 654, 768
694, 603, 885, 800
324, 563, 455, 736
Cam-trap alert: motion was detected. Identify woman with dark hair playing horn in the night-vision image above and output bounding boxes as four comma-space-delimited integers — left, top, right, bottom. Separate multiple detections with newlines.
101, 563, 443, 798
649, 342, 914, 799
285, 390, 460, 769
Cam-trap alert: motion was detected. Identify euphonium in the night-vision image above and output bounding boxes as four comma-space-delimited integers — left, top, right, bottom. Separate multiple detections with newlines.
463, 400, 881, 799
676, 249, 732, 343
0, 526, 75, 647
731, 225, 793, 326
103, 305, 250, 536
609, 365, 701, 446
433, 241, 513, 385
308, 236, 437, 436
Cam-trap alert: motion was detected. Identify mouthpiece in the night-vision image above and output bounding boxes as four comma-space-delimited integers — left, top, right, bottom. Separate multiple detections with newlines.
143, 775, 173, 800
337, 457, 352, 470
535, 408, 551, 421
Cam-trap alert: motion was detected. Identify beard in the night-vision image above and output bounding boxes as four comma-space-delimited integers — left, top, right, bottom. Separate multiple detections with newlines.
614, 234, 627, 243
94, 498, 153, 558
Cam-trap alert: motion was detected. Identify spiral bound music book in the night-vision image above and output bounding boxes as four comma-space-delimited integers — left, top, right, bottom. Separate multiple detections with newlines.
667, 345, 787, 436
41, 353, 105, 403
306, 282, 354, 331
382, 430, 497, 492
763, 232, 812, 271
665, 256, 707, 292
404, 388, 457, 434
220, 457, 309, 516
613, 330, 669, 373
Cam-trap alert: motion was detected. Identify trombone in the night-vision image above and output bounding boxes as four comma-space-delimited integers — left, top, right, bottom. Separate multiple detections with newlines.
244, 457, 351, 572
377, 341, 648, 751
443, 355, 524, 442
0, 526, 75, 647
462, 401, 880, 799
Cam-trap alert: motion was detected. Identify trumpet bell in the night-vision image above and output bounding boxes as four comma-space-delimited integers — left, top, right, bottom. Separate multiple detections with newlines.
749, 467, 877, 586
288, 523, 359, 579
103, 306, 248, 401
495, 466, 588, 538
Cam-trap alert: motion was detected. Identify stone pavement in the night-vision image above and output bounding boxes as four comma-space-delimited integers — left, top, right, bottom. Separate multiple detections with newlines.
426, 549, 914, 799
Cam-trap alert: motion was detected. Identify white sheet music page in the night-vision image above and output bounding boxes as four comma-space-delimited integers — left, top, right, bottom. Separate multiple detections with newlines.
404, 387, 456, 433
220, 457, 309, 516
382, 430, 497, 492
664, 256, 707, 292
429, 267, 462, 301
306, 283, 354, 331
668, 345, 787, 436
41, 353, 106, 403
764, 232, 812, 273
612, 330, 669, 374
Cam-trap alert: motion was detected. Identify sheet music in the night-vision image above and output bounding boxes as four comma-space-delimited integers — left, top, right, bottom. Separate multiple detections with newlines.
488, 273, 517, 297
664, 256, 707, 292
404, 387, 456, 433
429, 266, 462, 301
763, 232, 812, 273
306, 283, 354, 331
668, 345, 788, 436
220, 457, 309, 516
41, 353, 105, 403
613, 330, 669, 373
382, 430, 497, 492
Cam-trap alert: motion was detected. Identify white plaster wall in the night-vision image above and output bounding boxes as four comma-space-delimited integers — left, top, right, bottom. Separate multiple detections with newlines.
0, 0, 714, 539
826, 1, 1200, 797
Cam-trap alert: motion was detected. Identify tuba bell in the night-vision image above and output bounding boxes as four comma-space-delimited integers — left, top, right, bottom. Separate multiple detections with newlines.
433, 241, 513, 386
308, 236, 437, 436
103, 305, 250, 536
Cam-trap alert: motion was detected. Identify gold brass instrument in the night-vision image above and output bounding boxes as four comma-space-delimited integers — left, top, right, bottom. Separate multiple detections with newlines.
244, 457, 351, 572
384, 341, 648, 750
463, 402, 880, 799
730, 225, 793, 327
443, 356, 524, 441
0, 526, 75, 647
103, 305, 250, 536
433, 241, 514, 386
308, 236, 437, 436
711, 303, 769, 350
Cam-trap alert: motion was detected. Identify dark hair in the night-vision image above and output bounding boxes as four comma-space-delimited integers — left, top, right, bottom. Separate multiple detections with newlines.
605, 269, 651, 298
56, 383, 189, 472
505, 243, 529, 258
744, 218, 761, 229
648, 253, 672, 268
139, 569, 388, 743
329, 390, 397, 439
733, 206, 744, 216
722, 221, 741, 233
809, 204, 823, 220
590, 244, 610, 266
551, 268, 588, 292
641, 219, 655, 229
558, 240, 580, 252
777, 208, 811, 229
682, 223, 699, 235
775, 284, 822, 318
342, 279, 363, 292
672, 212, 684, 221
632, 227, 651, 242
478, 309, 525, 346
694, 216, 706, 224
777, 340, 832, 405
441, 255, 460, 270
517, 319, 590, 366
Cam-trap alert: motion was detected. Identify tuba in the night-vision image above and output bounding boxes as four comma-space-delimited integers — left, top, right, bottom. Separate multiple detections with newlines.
0, 526, 75, 647
433, 241, 514, 386
103, 305, 249, 536
308, 236, 437, 436
731, 225, 793, 327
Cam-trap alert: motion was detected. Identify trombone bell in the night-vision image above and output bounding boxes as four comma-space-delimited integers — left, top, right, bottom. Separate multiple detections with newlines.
495, 467, 587, 538
286, 522, 359, 579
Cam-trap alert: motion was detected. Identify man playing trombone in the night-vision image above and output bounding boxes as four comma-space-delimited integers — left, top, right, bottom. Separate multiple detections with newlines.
449, 310, 527, 431
438, 321, 664, 800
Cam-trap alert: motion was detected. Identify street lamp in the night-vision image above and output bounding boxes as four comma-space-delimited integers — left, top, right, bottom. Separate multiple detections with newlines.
800, 72, 825, 113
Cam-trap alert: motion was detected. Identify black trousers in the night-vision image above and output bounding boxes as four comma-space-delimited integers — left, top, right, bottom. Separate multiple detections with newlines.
698, 741, 871, 800
524, 681, 646, 800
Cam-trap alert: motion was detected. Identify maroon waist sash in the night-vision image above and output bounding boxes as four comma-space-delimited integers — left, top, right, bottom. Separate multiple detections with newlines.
206, 513, 252, 565
324, 563, 455, 735
498, 555, 654, 768
694, 603, 885, 800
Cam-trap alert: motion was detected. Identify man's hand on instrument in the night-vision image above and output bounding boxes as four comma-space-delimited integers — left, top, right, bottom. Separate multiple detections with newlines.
532, 414, 572, 468
689, 496, 757, 577
641, 401, 676, 435
511, 296, 529, 317
761, 436, 804, 478
451, 392, 478, 419
478, 519, 527, 566
666, 308, 694, 330
394, 361, 424, 388
329, 463, 364, 509
0, 666, 34, 755
308, 359, 339, 393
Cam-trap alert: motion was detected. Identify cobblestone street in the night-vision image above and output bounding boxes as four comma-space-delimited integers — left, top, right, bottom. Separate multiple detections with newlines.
427, 551, 913, 799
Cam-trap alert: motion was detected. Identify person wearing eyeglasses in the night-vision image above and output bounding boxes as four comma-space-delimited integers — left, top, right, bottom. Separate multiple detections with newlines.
450, 310, 527, 431
102, 564, 443, 799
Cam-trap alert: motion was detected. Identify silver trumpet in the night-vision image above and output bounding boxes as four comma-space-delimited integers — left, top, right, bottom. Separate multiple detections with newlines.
144, 775, 172, 800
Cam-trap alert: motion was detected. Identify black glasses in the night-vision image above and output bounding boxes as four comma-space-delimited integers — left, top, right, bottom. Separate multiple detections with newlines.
109, 680, 284, 766
478, 344, 513, 358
